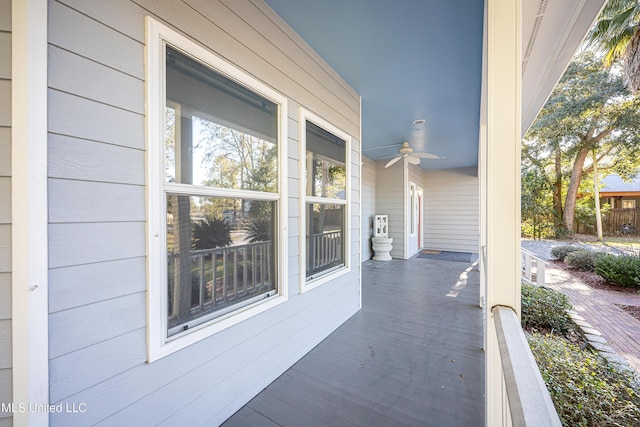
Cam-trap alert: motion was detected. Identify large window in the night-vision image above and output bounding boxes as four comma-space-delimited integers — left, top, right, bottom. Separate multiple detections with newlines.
147, 19, 287, 360
300, 110, 350, 290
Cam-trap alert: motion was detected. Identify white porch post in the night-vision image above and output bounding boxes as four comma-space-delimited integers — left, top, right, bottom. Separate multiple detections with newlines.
12, 0, 49, 425
481, 0, 522, 425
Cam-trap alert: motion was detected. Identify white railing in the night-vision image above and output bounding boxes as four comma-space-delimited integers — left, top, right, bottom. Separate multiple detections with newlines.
493, 305, 562, 426
312, 230, 342, 271
168, 241, 273, 324
521, 248, 546, 286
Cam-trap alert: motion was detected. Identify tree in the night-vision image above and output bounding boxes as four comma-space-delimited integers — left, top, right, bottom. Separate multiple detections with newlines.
525, 51, 640, 233
195, 118, 277, 193
521, 166, 555, 239
588, 0, 640, 93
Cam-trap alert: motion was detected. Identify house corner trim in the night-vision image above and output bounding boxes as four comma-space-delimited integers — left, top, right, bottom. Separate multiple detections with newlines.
11, 0, 49, 425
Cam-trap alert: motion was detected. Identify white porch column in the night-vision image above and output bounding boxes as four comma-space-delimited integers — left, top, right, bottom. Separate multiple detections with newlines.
481, 0, 521, 425
12, 0, 49, 425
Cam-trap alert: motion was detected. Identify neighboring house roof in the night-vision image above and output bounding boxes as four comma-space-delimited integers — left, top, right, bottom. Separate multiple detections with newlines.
600, 174, 640, 195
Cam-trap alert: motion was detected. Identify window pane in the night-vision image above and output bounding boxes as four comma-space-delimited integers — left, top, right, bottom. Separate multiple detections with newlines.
166, 194, 276, 336
165, 46, 278, 191
306, 121, 346, 199
165, 106, 177, 182
305, 203, 345, 279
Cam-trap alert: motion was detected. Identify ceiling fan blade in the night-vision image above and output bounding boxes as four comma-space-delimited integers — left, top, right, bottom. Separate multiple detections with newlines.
384, 156, 402, 168
413, 152, 444, 159
407, 155, 421, 165
362, 143, 402, 151
378, 153, 399, 159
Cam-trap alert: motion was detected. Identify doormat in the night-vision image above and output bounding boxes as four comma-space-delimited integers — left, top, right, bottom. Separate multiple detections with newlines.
421, 249, 441, 255
417, 250, 474, 263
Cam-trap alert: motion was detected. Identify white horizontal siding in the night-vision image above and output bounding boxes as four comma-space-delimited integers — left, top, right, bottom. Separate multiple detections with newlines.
361, 156, 376, 261
0, 0, 9, 33
49, 257, 146, 313
47, 0, 361, 425
48, 45, 144, 114
0, 129, 10, 176
375, 161, 404, 258
0, 81, 9, 127
0, 33, 9, 79
48, 134, 145, 185
0, 320, 9, 371
49, 328, 147, 403
0, 370, 11, 422
48, 89, 145, 149
49, 222, 146, 269
49, 292, 147, 359
423, 167, 479, 253
0, 179, 8, 226
0, 274, 9, 322
49, 179, 145, 223
49, 0, 144, 79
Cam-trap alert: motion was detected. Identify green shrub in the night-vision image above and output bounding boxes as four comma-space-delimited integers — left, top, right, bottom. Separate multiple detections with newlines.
528, 333, 640, 426
521, 284, 572, 334
564, 249, 596, 271
553, 226, 571, 239
551, 245, 580, 261
595, 254, 640, 288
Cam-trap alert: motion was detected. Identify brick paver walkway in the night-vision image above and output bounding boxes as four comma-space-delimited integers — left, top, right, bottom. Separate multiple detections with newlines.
545, 265, 640, 372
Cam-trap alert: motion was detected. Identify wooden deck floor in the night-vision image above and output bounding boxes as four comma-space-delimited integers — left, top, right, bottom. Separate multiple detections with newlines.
223, 258, 484, 426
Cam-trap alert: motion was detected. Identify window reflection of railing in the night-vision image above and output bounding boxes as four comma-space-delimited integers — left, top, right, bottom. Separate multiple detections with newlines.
311, 230, 342, 271
167, 241, 273, 332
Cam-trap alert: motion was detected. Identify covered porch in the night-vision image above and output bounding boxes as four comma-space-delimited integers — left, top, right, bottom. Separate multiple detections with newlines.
225, 257, 484, 426
2, 0, 610, 425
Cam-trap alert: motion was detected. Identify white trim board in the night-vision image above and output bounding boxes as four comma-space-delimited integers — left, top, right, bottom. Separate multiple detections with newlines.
11, 0, 50, 425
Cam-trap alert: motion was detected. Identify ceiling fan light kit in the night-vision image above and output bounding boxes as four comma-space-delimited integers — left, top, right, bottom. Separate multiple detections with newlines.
380, 141, 444, 168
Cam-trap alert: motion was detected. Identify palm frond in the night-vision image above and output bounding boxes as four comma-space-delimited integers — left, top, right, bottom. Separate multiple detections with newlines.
590, 4, 634, 38
603, 30, 634, 65
608, 6, 637, 32
588, 0, 640, 64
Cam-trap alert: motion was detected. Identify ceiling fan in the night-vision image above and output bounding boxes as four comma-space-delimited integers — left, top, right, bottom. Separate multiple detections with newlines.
379, 142, 444, 168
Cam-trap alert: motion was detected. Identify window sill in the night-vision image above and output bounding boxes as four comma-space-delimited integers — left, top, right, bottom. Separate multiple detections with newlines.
300, 265, 351, 294
147, 293, 288, 362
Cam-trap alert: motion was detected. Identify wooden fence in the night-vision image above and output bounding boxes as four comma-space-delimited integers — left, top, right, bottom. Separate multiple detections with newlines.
576, 208, 640, 235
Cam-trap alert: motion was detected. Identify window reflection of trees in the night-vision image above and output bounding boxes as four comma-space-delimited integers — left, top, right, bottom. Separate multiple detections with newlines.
165, 107, 176, 182
311, 155, 346, 199
194, 117, 277, 193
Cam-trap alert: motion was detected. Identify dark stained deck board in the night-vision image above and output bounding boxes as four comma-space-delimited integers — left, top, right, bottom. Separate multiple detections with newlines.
223, 258, 484, 426
220, 406, 281, 427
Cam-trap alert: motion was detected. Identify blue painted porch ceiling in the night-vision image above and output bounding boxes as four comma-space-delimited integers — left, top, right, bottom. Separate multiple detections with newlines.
265, 0, 484, 170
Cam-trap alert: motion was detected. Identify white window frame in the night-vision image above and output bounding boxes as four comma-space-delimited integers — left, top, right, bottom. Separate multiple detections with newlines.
409, 181, 417, 237
299, 108, 351, 293
146, 17, 288, 362
622, 199, 636, 209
